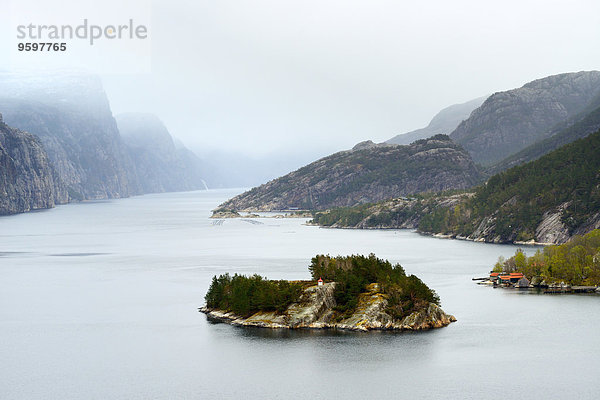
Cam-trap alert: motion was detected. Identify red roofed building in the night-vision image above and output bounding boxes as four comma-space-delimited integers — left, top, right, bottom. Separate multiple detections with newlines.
492, 272, 527, 285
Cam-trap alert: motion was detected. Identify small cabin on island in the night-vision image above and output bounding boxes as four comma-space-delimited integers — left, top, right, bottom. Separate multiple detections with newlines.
490, 272, 527, 286
317, 277, 323, 286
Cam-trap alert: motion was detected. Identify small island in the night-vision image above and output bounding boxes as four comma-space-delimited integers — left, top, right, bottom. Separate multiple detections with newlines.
200, 254, 456, 331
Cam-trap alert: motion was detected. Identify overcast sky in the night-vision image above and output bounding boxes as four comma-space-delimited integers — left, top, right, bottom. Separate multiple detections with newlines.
3, 0, 600, 158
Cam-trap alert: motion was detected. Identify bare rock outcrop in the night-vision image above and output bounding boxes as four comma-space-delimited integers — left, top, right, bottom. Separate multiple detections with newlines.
535, 204, 571, 244
450, 71, 600, 165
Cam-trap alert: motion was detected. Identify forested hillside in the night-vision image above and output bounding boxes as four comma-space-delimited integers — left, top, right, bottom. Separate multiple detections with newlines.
312, 130, 600, 244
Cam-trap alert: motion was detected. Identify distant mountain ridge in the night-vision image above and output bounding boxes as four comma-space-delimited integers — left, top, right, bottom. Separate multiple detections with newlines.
0, 72, 206, 215
0, 73, 140, 200
116, 113, 206, 193
217, 135, 483, 212
450, 71, 600, 165
386, 96, 487, 145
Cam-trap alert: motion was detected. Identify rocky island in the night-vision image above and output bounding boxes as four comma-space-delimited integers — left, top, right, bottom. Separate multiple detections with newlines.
200, 254, 456, 331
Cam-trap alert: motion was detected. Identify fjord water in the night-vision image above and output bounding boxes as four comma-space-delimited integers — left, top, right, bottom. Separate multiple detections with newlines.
1, 189, 598, 399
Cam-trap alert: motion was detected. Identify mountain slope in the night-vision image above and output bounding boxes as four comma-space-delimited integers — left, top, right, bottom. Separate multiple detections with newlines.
387, 96, 487, 145
217, 135, 483, 212
0, 114, 65, 215
450, 71, 600, 165
0, 73, 137, 200
0, 73, 207, 206
488, 103, 600, 174
116, 113, 206, 193
313, 130, 600, 244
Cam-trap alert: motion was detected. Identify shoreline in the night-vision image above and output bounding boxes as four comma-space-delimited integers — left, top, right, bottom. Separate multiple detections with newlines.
219, 208, 556, 246
199, 304, 457, 332
476, 279, 599, 294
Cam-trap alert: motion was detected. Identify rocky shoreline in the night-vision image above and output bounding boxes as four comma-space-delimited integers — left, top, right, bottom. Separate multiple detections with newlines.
424, 232, 552, 246
200, 282, 456, 332
211, 209, 312, 219
477, 275, 600, 294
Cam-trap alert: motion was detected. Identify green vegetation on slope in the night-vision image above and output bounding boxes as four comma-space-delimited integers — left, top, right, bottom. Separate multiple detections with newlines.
311, 192, 469, 230
204, 254, 440, 320
494, 229, 600, 285
455, 129, 600, 238
309, 254, 439, 319
313, 130, 600, 243
204, 274, 303, 317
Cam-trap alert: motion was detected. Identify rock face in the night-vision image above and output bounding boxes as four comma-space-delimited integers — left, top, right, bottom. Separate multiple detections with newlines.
387, 96, 487, 145
0, 116, 65, 215
450, 71, 600, 166
0, 73, 137, 200
0, 72, 207, 214
488, 101, 600, 174
116, 113, 206, 193
200, 282, 456, 332
218, 135, 483, 212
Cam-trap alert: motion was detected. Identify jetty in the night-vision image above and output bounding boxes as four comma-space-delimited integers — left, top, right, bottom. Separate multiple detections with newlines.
474, 272, 599, 294
543, 286, 597, 294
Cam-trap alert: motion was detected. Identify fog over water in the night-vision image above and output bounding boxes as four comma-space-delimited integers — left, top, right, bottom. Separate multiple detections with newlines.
3, 1, 600, 185
1, 190, 599, 399
3, 0, 600, 159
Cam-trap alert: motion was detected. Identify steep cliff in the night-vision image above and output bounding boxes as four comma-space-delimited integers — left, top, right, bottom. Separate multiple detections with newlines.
387, 96, 487, 145
450, 71, 600, 165
0, 73, 137, 200
217, 135, 483, 212
0, 73, 207, 207
116, 113, 206, 193
0, 114, 65, 215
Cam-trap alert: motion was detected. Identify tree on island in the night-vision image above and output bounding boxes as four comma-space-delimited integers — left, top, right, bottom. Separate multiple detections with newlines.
493, 229, 600, 285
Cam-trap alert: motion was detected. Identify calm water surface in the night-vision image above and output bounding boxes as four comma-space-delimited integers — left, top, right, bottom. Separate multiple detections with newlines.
1, 189, 598, 399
